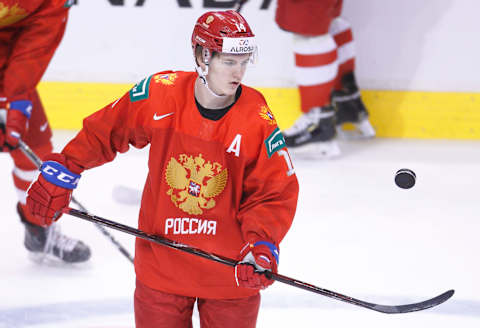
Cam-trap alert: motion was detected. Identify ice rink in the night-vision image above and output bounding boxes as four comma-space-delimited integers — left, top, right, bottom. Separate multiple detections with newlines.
1, 131, 479, 327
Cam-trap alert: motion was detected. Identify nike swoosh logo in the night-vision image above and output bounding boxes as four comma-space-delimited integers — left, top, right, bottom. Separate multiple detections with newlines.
153, 112, 174, 121
40, 122, 48, 132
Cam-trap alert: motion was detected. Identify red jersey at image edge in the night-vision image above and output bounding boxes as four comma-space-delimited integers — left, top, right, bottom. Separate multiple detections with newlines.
0, 0, 71, 99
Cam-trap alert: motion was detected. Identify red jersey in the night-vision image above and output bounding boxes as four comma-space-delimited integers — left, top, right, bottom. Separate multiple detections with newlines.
62, 71, 299, 299
0, 0, 71, 100
276, 0, 343, 35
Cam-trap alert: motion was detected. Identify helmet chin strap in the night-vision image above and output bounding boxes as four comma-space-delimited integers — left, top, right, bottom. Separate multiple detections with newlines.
195, 65, 228, 99
194, 49, 228, 99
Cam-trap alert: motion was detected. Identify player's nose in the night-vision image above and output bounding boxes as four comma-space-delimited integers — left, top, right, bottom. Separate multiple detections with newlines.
232, 64, 244, 79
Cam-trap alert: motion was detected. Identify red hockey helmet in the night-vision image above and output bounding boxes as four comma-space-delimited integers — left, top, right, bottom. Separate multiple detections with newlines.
191, 10, 257, 56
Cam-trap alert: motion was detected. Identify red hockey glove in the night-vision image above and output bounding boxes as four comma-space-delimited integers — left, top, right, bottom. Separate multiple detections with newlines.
235, 241, 279, 289
27, 153, 83, 226
0, 99, 32, 151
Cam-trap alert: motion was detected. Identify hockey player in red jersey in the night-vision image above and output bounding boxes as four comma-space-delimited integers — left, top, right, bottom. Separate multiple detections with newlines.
26, 10, 299, 328
0, 0, 90, 263
276, 0, 375, 158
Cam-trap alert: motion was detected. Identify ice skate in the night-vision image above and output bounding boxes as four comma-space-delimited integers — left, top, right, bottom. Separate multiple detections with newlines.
332, 72, 375, 140
282, 105, 340, 159
18, 203, 91, 264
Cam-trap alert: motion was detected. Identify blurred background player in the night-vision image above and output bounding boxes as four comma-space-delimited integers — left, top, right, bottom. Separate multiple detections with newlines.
276, 0, 375, 158
26, 10, 298, 327
0, 0, 90, 263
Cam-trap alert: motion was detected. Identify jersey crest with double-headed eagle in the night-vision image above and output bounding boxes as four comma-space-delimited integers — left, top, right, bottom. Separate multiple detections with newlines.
259, 105, 277, 126
0, 3, 28, 27
165, 153, 228, 215
154, 73, 178, 86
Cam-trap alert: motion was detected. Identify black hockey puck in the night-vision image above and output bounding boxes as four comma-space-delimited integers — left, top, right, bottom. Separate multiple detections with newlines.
395, 169, 416, 189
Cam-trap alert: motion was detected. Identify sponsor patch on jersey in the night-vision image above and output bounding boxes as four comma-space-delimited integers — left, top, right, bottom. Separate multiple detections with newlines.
259, 105, 277, 126
264, 127, 286, 158
153, 73, 178, 86
129, 75, 152, 102
165, 153, 228, 215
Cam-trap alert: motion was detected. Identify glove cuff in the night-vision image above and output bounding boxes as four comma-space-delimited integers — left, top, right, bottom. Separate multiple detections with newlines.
45, 153, 84, 174
40, 161, 81, 189
9, 100, 32, 119
40, 153, 84, 190
253, 241, 279, 265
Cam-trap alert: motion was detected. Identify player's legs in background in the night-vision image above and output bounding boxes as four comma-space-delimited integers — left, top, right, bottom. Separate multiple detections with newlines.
11, 89, 90, 264
329, 1, 375, 139
134, 280, 196, 328
277, 0, 341, 158
198, 293, 260, 328
283, 33, 339, 157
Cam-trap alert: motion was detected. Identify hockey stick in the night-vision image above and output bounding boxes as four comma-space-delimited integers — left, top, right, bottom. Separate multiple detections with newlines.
235, 0, 248, 13
63, 207, 454, 314
0, 113, 136, 264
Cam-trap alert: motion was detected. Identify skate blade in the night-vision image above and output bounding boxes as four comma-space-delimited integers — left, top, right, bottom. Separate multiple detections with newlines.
337, 119, 376, 140
289, 140, 341, 160
28, 251, 92, 268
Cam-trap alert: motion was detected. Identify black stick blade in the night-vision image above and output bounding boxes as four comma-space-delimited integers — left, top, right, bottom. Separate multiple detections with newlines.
368, 289, 455, 314
269, 272, 454, 314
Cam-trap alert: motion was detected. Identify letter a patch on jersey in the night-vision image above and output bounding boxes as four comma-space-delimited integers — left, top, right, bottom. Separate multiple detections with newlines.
264, 127, 286, 158
129, 75, 152, 102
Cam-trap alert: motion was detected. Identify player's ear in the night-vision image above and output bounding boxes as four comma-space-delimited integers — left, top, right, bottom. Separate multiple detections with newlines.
201, 48, 211, 65
194, 45, 206, 69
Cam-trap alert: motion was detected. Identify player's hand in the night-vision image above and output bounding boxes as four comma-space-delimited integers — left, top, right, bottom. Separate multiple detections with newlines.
235, 241, 279, 289
0, 99, 32, 151
27, 153, 83, 226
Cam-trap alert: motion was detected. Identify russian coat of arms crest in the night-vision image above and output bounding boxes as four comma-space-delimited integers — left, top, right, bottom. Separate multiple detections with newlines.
165, 153, 228, 215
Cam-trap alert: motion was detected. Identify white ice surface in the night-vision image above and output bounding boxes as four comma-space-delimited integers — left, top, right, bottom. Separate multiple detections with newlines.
1, 131, 479, 327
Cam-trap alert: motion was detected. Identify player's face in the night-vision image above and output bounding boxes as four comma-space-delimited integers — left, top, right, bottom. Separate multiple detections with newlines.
206, 53, 251, 96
